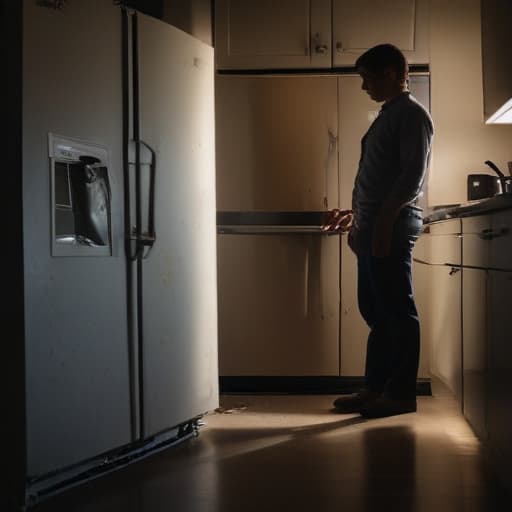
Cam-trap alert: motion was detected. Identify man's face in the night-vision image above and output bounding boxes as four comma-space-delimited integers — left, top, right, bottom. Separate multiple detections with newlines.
358, 66, 400, 103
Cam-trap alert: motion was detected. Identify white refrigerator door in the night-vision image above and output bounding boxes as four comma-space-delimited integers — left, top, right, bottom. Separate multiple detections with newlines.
23, 1, 132, 476
136, 14, 219, 437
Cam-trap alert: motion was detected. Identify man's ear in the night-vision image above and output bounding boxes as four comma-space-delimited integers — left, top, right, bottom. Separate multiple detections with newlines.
383, 67, 397, 81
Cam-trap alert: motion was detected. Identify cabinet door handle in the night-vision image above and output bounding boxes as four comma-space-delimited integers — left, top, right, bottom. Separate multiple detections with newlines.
315, 44, 328, 55
335, 41, 343, 53
478, 227, 509, 240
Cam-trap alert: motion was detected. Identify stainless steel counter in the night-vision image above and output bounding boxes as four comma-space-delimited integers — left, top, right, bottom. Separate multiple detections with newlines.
424, 193, 512, 224
217, 211, 344, 235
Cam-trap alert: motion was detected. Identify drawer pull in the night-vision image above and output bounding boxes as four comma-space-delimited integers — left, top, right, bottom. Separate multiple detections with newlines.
478, 227, 509, 240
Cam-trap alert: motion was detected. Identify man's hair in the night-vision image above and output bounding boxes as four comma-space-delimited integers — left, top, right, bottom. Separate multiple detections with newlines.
355, 44, 408, 81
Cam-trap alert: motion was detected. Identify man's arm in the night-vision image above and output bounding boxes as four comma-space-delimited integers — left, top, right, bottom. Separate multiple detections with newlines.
372, 107, 434, 257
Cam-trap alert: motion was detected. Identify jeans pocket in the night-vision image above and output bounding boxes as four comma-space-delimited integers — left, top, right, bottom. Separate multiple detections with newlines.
393, 213, 423, 252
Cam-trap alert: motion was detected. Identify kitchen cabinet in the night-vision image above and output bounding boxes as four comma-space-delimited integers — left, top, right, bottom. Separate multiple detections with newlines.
427, 220, 463, 402
217, 234, 340, 376
332, 0, 429, 66
215, 74, 430, 379
419, 207, 512, 490
486, 209, 512, 488
215, 75, 340, 377
215, 75, 339, 211
214, 0, 331, 70
461, 215, 491, 440
215, 0, 429, 70
481, 0, 512, 122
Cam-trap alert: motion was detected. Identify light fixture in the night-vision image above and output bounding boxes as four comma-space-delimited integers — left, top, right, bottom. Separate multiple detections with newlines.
486, 97, 512, 124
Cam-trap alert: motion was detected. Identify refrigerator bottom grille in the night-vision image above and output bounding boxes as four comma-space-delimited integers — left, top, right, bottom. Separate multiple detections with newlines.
25, 416, 204, 508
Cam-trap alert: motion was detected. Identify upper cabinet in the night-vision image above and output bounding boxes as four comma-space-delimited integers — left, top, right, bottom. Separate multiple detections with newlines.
215, 0, 331, 69
214, 0, 429, 70
481, 0, 512, 123
332, 0, 429, 66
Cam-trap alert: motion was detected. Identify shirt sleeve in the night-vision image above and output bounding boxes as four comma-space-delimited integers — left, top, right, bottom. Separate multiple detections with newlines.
387, 106, 434, 205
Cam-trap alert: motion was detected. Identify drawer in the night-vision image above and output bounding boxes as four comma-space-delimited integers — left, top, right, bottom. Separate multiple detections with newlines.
462, 215, 492, 268
428, 233, 462, 266
490, 210, 512, 271
429, 218, 462, 235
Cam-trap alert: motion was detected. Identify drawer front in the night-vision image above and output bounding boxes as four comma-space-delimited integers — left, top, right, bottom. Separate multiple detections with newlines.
429, 218, 462, 236
491, 210, 512, 271
462, 215, 492, 268
429, 234, 462, 266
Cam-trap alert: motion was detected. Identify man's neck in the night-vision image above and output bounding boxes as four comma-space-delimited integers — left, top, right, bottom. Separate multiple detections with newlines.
383, 86, 408, 104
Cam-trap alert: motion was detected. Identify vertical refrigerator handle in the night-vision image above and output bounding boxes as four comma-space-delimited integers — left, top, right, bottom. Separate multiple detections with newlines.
129, 139, 157, 260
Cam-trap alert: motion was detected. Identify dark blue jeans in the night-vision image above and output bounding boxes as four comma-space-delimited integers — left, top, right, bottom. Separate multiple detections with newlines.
355, 206, 423, 400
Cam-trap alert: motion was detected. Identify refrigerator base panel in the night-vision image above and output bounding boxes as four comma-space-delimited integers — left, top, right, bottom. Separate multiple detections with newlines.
24, 416, 205, 509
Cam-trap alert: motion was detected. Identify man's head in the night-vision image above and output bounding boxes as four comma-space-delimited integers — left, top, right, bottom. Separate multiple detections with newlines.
355, 44, 409, 103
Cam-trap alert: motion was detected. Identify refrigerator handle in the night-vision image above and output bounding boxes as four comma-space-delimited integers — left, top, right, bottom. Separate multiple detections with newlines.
130, 139, 157, 260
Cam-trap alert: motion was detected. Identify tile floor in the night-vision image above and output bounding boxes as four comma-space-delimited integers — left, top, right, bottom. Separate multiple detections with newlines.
32, 379, 510, 511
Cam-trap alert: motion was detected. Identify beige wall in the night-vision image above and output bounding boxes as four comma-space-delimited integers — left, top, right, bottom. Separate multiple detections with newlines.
428, 0, 512, 207
163, 0, 212, 46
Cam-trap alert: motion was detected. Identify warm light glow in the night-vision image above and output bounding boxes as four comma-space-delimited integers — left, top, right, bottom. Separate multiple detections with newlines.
486, 97, 512, 124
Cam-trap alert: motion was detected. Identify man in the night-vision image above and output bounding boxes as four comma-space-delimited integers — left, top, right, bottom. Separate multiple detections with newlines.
324, 44, 434, 418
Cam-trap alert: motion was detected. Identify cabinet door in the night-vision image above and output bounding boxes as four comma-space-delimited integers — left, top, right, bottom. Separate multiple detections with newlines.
215, 0, 331, 69
461, 215, 491, 440
430, 264, 462, 402
490, 209, 512, 271
462, 268, 488, 440
215, 75, 339, 211
428, 224, 462, 402
332, 0, 429, 66
487, 270, 512, 487
486, 211, 512, 485
217, 235, 340, 376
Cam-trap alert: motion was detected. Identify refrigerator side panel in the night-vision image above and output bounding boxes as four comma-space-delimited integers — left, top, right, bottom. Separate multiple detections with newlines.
23, 1, 132, 476
137, 14, 219, 436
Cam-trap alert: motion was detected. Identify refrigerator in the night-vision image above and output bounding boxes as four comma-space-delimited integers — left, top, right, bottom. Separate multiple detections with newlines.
215, 73, 431, 382
17, 1, 218, 506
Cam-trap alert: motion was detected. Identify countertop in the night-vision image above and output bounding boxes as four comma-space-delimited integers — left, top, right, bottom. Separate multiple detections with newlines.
423, 193, 512, 224
216, 194, 512, 234
217, 211, 332, 234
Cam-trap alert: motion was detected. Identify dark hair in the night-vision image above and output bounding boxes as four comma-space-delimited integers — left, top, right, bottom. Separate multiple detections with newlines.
355, 44, 408, 81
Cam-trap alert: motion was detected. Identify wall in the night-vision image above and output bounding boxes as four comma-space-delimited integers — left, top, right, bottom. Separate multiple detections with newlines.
163, 0, 212, 45
428, 0, 512, 207
2, 0, 26, 508
127, 0, 212, 45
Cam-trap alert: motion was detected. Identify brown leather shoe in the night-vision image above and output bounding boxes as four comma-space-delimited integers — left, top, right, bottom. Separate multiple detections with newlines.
332, 389, 381, 413
360, 396, 417, 418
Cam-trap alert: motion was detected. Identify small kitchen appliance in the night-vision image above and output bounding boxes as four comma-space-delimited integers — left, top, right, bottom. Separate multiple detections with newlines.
467, 160, 512, 200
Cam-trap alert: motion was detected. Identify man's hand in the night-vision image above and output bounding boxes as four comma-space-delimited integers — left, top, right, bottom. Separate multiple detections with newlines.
322, 209, 353, 234
347, 227, 359, 255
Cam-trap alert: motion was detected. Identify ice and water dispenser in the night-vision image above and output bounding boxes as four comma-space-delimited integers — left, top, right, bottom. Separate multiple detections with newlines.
49, 134, 112, 256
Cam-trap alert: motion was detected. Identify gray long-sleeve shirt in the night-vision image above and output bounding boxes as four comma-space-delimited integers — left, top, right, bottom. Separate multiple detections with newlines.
352, 91, 434, 228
